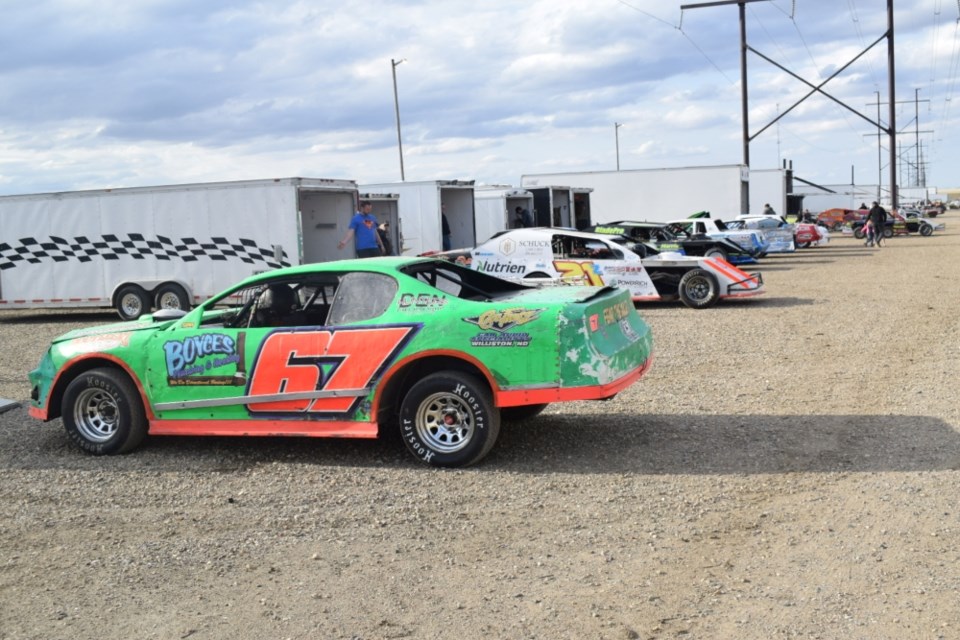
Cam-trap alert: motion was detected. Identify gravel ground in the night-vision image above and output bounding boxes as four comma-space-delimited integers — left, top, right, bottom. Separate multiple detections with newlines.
1, 228, 958, 640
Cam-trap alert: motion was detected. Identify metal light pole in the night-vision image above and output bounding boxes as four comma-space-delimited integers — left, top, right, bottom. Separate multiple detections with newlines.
391, 58, 406, 181
614, 122, 623, 170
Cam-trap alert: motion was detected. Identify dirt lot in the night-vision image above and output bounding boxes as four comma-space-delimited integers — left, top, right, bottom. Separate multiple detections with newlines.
1, 227, 958, 640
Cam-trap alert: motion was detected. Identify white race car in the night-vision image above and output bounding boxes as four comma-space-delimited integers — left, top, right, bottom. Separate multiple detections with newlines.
434, 228, 765, 309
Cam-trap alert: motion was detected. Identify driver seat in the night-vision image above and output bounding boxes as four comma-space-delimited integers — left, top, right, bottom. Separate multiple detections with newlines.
254, 284, 298, 327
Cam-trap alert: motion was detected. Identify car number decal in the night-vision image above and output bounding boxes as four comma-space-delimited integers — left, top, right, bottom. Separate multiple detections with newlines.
246, 326, 417, 416
553, 260, 604, 286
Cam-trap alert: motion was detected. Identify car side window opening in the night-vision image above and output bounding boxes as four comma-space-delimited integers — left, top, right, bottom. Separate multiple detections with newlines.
326, 272, 398, 325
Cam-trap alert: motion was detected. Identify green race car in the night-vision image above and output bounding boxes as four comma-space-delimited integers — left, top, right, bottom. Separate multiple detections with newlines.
29, 257, 653, 467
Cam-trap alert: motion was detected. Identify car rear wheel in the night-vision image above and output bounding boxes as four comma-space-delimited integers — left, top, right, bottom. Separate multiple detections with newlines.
62, 368, 147, 455
115, 284, 150, 320
883, 227, 894, 238
853, 227, 866, 240
501, 403, 549, 422
678, 268, 720, 309
399, 372, 500, 467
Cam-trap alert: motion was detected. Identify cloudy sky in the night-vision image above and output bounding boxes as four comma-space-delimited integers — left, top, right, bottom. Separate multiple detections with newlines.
1, 0, 956, 197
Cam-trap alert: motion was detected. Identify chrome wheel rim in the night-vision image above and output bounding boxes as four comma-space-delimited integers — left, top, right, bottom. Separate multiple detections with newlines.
120, 294, 144, 318
73, 388, 120, 443
415, 391, 474, 453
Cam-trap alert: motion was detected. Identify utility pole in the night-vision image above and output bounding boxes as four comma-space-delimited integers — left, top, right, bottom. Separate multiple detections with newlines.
682, 0, 898, 207
615, 122, 623, 170
391, 58, 406, 181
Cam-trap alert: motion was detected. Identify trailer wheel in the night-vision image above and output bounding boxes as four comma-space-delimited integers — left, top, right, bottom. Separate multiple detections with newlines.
678, 269, 720, 309
920, 223, 933, 236
62, 368, 147, 455
115, 285, 150, 320
155, 283, 191, 312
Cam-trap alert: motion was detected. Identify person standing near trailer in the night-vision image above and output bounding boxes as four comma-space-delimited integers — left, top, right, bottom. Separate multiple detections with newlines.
338, 200, 385, 257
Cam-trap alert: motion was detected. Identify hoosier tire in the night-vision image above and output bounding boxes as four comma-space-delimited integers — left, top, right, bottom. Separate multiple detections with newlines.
678, 268, 720, 309
399, 372, 500, 467
62, 368, 148, 455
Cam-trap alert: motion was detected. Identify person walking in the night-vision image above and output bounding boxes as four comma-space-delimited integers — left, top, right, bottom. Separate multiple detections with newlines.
338, 200, 385, 258
867, 201, 887, 248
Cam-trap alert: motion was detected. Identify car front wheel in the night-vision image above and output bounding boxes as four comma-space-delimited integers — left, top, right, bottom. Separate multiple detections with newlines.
920, 223, 933, 236
399, 372, 500, 467
678, 268, 720, 309
62, 368, 147, 455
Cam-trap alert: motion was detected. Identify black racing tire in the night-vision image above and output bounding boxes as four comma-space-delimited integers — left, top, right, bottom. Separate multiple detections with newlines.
796, 240, 811, 249
853, 227, 866, 240
882, 227, 894, 238
154, 283, 191, 312
704, 247, 728, 261
399, 372, 500, 467
115, 284, 151, 320
500, 403, 549, 422
831, 222, 843, 232
678, 268, 720, 309
920, 223, 933, 236
62, 368, 148, 455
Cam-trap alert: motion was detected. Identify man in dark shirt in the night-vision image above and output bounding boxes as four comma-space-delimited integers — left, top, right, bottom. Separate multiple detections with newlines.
867, 201, 887, 248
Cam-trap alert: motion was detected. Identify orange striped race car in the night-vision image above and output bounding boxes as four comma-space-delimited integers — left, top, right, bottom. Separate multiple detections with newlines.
433, 228, 765, 309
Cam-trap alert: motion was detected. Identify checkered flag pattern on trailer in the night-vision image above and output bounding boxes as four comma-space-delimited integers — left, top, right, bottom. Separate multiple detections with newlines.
0, 234, 290, 270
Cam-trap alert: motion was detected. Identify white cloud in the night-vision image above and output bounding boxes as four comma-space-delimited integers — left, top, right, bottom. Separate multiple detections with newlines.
0, 0, 955, 196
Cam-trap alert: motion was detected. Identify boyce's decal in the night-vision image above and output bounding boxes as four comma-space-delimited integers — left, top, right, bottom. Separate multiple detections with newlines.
164, 333, 244, 385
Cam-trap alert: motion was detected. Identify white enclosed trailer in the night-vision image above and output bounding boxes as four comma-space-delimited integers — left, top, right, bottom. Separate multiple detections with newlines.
360, 179, 477, 255
0, 177, 358, 319
523, 165, 747, 223
473, 186, 535, 242
514, 184, 594, 229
